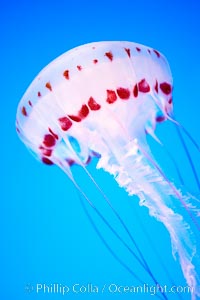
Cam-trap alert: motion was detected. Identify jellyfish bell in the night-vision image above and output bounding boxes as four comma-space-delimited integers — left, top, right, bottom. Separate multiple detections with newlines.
16, 41, 200, 299
16, 42, 173, 168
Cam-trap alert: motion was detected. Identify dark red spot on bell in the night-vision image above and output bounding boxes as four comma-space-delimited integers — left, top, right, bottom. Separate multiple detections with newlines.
63, 70, 69, 80
42, 157, 54, 165
160, 82, 172, 95
105, 51, 113, 61
21, 106, 27, 116
106, 90, 117, 104
93, 59, 98, 64
148, 49, 151, 54
79, 104, 89, 118
155, 80, 158, 93
38, 91, 41, 97
28, 100, 32, 107
68, 115, 81, 122
43, 134, 56, 147
48, 128, 59, 140
133, 84, 138, 97
91, 150, 101, 158
45, 82, 52, 91
116, 87, 130, 100
153, 49, 160, 58
168, 98, 173, 104
136, 47, 141, 52
77, 65, 82, 71
88, 97, 101, 110
58, 116, 72, 131
156, 115, 166, 123
66, 158, 75, 166
16, 127, 20, 133
138, 79, 150, 93
85, 156, 92, 165
39, 146, 52, 157
124, 48, 131, 58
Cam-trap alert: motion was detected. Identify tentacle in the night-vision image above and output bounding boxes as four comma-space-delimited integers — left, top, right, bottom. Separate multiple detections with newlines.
133, 204, 184, 300
78, 191, 168, 300
58, 132, 174, 293
57, 161, 153, 272
56, 159, 168, 300
81, 164, 159, 276
166, 114, 200, 191
167, 115, 200, 152
138, 144, 200, 231
57, 130, 162, 278
78, 193, 144, 284
78, 193, 145, 284
146, 128, 185, 187
175, 125, 200, 191
162, 146, 185, 187
136, 143, 200, 300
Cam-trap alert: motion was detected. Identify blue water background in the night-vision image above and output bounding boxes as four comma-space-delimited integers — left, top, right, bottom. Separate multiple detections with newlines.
1, 1, 200, 299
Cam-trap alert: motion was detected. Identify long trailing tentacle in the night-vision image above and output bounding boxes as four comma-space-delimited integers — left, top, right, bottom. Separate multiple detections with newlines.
133, 204, 183, 300
175, 125, 200, 191
168, 115, 200, 152
146, 128, 185, 187
60, 137, 175, 294
58, 161, 160, 276
78, 193, 144, 284
160, 145, 185, 187
78, 191, 168, 300
81, 164, 159, 278
138, 144, 200, 231
55, 159, 168, 300
137, 142, 200, 300
167, 115, 200, 191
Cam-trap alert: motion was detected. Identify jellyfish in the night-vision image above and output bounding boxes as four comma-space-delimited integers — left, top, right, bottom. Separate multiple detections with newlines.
16, 41, 200, 299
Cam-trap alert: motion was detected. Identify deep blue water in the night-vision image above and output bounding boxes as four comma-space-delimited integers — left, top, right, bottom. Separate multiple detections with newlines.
1, 1, 200, 299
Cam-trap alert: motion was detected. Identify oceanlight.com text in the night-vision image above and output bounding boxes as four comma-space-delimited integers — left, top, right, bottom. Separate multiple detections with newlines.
24, 282, 196, 296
